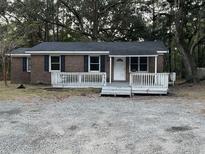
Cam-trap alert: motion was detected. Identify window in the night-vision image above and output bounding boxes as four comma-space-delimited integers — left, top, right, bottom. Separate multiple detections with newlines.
27, 57, 31, 72
89, 56, 100, 72
50, 56, 61, 71
131, 57, 138, 72
130, 57, 148, 72
140, 57, 148, 71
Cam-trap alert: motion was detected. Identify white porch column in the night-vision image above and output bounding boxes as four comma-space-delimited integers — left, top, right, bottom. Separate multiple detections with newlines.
155, 56, 158, 74
109, 57, 112, 83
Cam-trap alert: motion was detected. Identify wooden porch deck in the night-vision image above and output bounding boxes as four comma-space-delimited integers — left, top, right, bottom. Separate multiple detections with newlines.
101, 82, 132, 96
101, 81, 168, 96
51, 72, 169, 96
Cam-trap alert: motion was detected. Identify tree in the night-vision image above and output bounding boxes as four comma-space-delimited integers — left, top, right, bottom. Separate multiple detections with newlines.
0, 0, 204, 83
0, 40, 15, 86
142, 0, 205, 81
172, 0, 205, 82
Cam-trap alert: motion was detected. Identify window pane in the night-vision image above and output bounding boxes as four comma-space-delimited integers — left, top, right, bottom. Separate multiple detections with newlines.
139, 57, 147, 71
51, 56, 60, 71
140, 64, 147, 71
51, 64, 60, 70
140, 57, 147, 64
51, 56, 60, 63
90, 56, 99, 63
90, 64, 99, 71
131, 64, 138, 72
131, 57, 138, 64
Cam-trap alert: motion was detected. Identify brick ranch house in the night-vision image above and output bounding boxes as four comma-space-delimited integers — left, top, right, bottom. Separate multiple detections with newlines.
10, 41, 171, 96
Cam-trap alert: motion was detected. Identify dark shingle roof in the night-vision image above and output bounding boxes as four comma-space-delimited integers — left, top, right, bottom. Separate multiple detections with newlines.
13, 41, 168, 55
11, 48, 30, 54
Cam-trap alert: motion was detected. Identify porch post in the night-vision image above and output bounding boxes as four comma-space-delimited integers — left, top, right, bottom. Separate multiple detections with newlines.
155, 56, 158, 74
109, 56, 112, 83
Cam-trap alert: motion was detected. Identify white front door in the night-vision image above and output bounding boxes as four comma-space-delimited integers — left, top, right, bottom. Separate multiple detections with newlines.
114, 57, 126, 81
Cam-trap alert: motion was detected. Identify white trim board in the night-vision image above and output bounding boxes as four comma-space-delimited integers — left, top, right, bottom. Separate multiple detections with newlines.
27, 57, 31, 72
157, 50, 169, 54
25, 51, 110, 54
6, 54, 31, 57
109, 55, 158, 57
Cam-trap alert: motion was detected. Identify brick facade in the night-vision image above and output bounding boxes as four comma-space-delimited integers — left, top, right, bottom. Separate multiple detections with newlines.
30, 55, 51, 84
11, 55, 165, 84
149, 56, 164, 73
157, 55, 164, 73
11, 57, 30, 84
65, 55, 84, 72
30, 55, 85, 84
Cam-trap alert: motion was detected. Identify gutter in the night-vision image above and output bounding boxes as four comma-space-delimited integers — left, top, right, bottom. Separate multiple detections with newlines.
25, 51, 110, 54
6, 54, 31, 57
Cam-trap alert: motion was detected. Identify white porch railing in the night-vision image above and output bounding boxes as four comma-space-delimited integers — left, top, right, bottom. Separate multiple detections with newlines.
51, 72, 107, 88
130, 73, 169, 88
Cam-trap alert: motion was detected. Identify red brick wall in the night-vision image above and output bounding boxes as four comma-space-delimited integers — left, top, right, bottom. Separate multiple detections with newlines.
65, 55, 84, 72
157, 55, 164, 73
31, 55, 51, 84
31, 55, 85, 84
11, 57, 30, 84
11, 55, 165, 84
149, 57, 155, 73
149, 56, 164, 73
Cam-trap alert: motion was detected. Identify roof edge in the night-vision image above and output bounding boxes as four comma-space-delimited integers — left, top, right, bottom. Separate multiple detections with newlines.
6, 54, 31, 57
25, 51, 110, 54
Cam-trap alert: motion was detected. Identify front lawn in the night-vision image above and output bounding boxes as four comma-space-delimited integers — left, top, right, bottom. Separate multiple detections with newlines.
0, 81, 100, 100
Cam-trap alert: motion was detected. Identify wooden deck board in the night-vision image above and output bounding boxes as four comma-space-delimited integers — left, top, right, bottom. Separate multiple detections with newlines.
101, 82, 168, 96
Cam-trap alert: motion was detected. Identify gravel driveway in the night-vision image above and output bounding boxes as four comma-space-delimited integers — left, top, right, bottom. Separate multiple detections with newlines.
0, 96, 205, 154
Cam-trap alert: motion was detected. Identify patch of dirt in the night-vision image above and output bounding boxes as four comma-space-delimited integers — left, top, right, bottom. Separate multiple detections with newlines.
91, 123, 99, 128
30, 109, 40, 112
170, 81, 205, 100
200, 109, 205, 114
0, 109, 21, 115
10, 121, 18, 124
166, 126, 193, 132
69, 125, 78, 131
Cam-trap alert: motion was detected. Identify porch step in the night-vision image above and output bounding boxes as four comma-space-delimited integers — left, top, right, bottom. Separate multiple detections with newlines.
132, 87, 168, 94
101, 86, 132, 96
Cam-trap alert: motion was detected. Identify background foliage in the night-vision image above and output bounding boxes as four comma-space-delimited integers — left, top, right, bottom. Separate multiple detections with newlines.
0, 0, 204, 81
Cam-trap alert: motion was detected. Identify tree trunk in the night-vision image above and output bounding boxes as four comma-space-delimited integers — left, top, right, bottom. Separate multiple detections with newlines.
92, 0, 99, 41
189, 54, 198, 83
2, 57, 8, 86
152, 0, 156, 40
177, 43, 198, 82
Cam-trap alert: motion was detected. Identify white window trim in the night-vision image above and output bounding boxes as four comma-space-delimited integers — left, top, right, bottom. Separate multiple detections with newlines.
27, 57, 31, 72
129, 57, 149, 73
49, 55, 61, 72
88, 55, 101, 72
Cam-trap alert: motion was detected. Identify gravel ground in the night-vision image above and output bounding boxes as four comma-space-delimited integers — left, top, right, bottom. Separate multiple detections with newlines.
0, 95, 205, 154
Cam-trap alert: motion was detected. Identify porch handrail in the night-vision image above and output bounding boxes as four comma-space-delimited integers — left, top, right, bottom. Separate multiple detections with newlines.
51, 72, 107, 88
130, 72, 169, 88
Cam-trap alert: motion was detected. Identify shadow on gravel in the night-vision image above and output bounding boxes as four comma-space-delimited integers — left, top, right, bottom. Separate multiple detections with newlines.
166, 126, 192, 132
0, 109, 21, 116
69, 125, 78, 131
